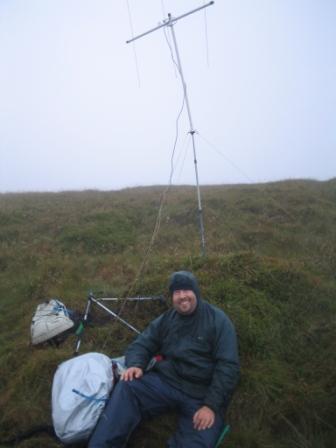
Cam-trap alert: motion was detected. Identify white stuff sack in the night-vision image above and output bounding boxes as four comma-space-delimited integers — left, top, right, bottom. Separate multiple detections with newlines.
31, 299, 74, 345
52, 352, 114, 444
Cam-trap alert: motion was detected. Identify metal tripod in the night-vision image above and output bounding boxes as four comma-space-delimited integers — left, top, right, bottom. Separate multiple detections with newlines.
74, 292, 164, 355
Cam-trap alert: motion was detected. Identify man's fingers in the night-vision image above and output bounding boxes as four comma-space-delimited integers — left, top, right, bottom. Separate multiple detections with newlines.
121, 367, 143, 381
120, 371, 130, 381
121, 369, 133, 381
194, 417, 213, 430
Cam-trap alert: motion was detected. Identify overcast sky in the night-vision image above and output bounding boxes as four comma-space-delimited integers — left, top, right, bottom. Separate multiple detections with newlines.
0, 0, 335, 192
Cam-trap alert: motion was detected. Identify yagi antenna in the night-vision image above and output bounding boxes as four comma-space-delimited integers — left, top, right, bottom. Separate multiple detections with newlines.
126, 1, 215, 256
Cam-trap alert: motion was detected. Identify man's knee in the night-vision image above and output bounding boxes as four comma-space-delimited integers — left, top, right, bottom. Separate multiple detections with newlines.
110, 378, 132, 401
100, 379, 139, 418
115, 376, 147, 395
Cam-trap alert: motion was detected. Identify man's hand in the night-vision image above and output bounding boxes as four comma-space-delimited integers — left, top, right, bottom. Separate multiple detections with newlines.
121, 367, 143, 381
193, 406, 215, 431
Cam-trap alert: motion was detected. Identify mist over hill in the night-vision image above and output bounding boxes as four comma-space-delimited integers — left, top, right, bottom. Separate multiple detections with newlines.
0, 179, 335, 447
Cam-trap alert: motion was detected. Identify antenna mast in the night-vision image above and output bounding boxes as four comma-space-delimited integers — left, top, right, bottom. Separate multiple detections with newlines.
126, 1, 214, 256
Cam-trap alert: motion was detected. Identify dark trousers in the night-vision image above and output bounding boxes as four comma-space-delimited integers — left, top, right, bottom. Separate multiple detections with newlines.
88, 372, 224, 448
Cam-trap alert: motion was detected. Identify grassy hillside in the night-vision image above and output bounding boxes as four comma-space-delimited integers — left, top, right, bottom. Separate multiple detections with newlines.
0, 179, 335, 447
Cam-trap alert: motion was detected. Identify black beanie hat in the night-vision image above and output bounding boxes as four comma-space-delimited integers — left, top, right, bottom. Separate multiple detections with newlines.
168, 271, 200, 299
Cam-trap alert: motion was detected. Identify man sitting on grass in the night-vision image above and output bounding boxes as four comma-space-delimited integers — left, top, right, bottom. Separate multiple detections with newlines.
89, 270, 240, 448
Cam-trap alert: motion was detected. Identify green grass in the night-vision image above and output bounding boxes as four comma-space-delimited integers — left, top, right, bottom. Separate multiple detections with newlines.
0, 179, 335, 447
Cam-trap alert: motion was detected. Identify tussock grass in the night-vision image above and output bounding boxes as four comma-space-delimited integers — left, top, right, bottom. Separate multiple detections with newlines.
0, 179, 335, 447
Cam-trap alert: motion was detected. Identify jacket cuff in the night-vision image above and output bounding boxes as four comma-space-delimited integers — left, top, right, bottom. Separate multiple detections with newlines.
202, 400, 220, 414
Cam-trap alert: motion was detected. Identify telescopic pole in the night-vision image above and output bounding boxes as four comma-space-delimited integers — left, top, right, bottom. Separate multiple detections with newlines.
167, 14, 206, 255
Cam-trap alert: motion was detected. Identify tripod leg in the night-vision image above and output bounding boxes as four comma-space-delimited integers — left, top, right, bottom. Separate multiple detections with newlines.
74, 298, 92, 355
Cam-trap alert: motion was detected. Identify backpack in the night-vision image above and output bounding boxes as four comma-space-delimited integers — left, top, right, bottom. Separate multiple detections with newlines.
31, 299, 74, 345
51, 352, 115, 444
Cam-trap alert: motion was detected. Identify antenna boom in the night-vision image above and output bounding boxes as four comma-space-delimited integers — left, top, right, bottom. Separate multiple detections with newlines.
126, 1, 214, 44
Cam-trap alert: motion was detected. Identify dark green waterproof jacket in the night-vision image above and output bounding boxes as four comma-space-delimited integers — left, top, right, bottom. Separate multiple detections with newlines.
125, 297, 240, 414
